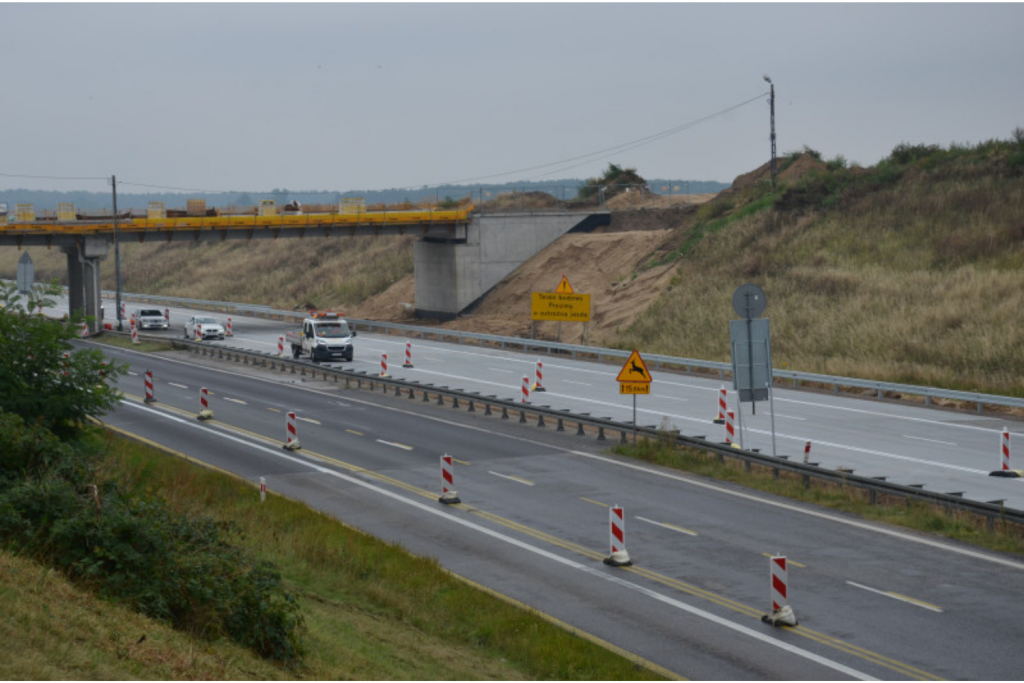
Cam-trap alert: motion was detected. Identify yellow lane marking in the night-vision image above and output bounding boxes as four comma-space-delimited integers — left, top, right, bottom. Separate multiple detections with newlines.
345, 428, 363, 436
448, 571, 686, 681
636, 516, 698, 536
115, 392, 942, 680
762, 552, 806, 568
580, 497, 608, 508
99, 413, 686, 681
267, 407, 282, 413
451, 457, 471, 465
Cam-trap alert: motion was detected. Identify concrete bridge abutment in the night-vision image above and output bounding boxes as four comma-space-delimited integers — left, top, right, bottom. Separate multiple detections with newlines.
413, 211, 609, 320
61, 236, 109, 333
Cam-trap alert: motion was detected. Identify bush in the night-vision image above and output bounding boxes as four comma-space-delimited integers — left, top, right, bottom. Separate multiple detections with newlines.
0, 417, 305, 663
888, 142, 942, 165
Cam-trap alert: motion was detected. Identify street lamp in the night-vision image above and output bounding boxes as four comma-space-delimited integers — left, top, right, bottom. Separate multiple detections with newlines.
763, 76, 776, 187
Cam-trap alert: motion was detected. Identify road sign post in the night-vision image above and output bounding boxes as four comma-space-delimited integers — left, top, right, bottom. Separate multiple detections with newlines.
617, 350, 651, 443
729, 284, 778, 456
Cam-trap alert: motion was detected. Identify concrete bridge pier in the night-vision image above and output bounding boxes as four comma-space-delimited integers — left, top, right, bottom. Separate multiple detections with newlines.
413, 211, 609, 320
62, 236, 109, 333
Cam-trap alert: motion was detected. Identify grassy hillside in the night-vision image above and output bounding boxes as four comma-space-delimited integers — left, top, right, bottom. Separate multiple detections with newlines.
618, 139, 1024, 395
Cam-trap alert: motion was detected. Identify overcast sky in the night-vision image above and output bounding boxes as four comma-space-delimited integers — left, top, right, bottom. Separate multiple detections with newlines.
2, 3, 1022, 196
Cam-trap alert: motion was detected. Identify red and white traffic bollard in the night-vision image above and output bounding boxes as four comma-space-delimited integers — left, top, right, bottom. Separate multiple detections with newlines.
144, 370, 155, 403
283, 411, 301, 450
603, 505, 632, 566
278, 335, 285, 357
164, 308, 170, 322
990, 428, 1021, 477
260, 476, 266, 503
803, 441, 812, 463
120, 302, 126, 320
226, 317, 233, 336
380, 353, 389, 377
131, 322, 139, 345
439, 454, 460, 504
80, 321, 89, 338
534, 360, 546, 392
762, 555, 798, 626
197, 386, 213, 420
725, 410, 736, 445
714, 385, 727, 424
401, 339, 413, 368
521, 375, 530, 403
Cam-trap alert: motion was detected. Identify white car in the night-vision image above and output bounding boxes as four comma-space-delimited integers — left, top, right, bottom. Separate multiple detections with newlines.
184, 315, 226, 340
133, 308, 169, 331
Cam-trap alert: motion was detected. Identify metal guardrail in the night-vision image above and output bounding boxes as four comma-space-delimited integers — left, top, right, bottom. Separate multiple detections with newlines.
108, 290, 1024, 415
129, 332, 1024, 527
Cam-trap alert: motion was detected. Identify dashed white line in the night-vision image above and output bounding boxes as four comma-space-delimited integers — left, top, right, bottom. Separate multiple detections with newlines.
488, 471, 535, 486
635, 516, 698, 536
903, 435, 957, 446
376, 439, 413, 451
846, 581, 944, 613
168, 382, 189, 389
224, 397, 247, 405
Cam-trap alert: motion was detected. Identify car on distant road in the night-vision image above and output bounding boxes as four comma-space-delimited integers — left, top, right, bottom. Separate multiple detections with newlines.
133, 308, 169, 331
184, 315, 226, 340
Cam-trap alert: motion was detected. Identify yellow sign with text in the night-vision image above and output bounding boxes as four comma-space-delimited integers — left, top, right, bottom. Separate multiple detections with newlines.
531, 292, 591, 322
619, 382, 650, 395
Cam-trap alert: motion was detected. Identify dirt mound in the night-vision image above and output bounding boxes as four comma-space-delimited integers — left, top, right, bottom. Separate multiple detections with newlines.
729, 154, 826, 193
349, 208, 691, 344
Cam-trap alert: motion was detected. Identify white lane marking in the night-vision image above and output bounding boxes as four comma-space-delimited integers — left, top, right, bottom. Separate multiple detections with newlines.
903, 435, 957, 446
127, 371, 138, 376
563, 380, 591, 386
635, 516, 698, 536
168, 382, 189, 389
572, 450, 1024, 571
224, 397, 247, 405
116, 400, 876, 681
488, 367, 516, 374
774, 413, 807, 421
105, 345, 1024, 570
376, 439, 413, 451
298, 417, 321, 425
489, 471, 535, 486
846, 581, 944, 613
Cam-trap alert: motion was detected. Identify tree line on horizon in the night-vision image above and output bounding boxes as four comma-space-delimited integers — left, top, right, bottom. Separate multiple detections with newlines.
0, 177, 729, 213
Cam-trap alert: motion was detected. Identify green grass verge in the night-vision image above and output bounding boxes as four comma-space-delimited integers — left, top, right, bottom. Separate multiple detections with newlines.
15, 430, 663, 680
89, 333, 175, 354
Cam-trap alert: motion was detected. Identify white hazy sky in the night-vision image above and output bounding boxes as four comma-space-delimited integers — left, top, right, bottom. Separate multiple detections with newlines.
2, 2, 1022, 195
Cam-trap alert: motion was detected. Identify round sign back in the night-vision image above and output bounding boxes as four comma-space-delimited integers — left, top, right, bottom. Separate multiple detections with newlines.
732, 283, 767, 319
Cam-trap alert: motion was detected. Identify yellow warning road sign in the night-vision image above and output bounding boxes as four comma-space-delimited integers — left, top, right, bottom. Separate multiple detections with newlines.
531, 292, 590, 321
555, 275, 574, 294
616, 350, 651, 383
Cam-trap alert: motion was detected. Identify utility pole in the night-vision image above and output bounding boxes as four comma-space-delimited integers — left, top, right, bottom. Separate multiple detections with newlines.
764, 76, 776, 187
111, 175, 123, 331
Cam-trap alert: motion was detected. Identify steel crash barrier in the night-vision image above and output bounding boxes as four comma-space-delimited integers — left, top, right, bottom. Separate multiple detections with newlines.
111, 329, 1024, 529
107, 289, 1024, 416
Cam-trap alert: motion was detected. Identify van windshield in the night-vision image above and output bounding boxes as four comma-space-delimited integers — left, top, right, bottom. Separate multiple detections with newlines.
139, 310, 162, 317
315, 321, 351, 338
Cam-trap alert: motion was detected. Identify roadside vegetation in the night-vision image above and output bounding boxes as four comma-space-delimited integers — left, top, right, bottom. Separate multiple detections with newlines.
0, 284, 663, 679
619, 133, 1024, 396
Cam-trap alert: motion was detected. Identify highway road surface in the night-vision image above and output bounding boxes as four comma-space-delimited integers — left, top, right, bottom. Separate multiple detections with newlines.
85, 339, 1024, 680
58, 294, 1024, 513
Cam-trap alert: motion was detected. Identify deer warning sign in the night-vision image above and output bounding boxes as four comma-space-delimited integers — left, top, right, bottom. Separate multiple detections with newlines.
616, 350, 651, 394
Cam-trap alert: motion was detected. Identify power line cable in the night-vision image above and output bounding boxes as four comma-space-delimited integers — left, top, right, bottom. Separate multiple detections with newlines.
433, 91, 768, 187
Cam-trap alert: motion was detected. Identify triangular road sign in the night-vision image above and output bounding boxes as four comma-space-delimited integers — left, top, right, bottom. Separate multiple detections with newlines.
555, 275, 574, 294
616, 350, 651, 383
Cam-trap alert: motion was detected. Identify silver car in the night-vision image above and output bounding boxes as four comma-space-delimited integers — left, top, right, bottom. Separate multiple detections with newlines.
184, 315, 226, 340
133, 308, 169, 331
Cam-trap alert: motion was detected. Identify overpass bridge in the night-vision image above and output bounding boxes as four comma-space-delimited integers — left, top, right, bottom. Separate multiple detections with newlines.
0, 204, 609, 328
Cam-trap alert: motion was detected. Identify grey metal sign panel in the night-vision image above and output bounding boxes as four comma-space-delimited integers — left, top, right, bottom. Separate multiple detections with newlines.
16, 251, 34, 295
730, 318, 772, 402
